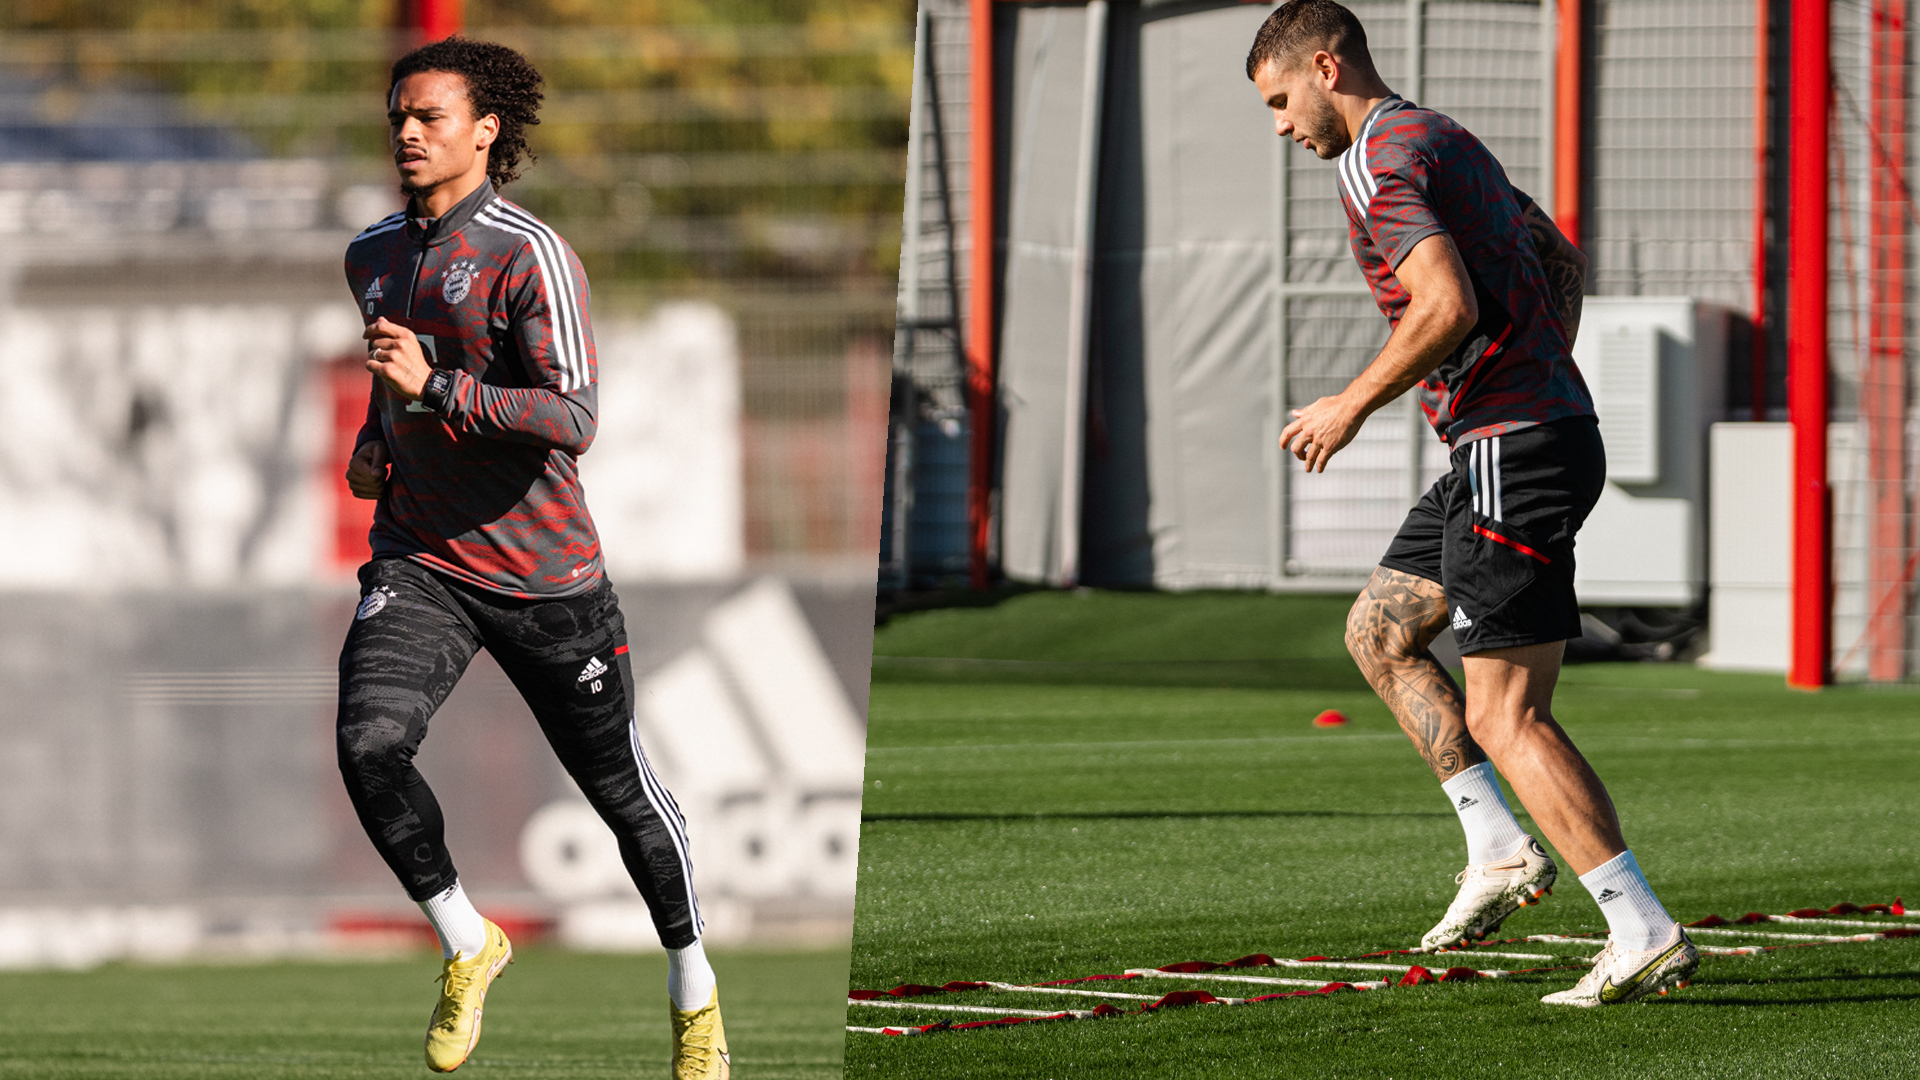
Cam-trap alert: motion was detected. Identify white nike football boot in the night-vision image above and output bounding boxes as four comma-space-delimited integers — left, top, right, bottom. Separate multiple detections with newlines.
1418, 835, 1557, 952
1540, 923, 1698, 1006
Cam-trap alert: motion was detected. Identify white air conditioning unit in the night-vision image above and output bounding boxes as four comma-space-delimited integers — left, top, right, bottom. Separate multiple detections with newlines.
1588, 322, 1660, 484
1569, 297, 1728, 606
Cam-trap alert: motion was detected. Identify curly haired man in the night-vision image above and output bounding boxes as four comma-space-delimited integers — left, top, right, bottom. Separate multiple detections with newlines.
337, 37, 728, 1075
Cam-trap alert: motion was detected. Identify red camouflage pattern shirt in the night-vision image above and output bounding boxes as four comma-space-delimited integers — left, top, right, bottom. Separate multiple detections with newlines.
344, 181, 603, 598
1336, 96, 1595, 446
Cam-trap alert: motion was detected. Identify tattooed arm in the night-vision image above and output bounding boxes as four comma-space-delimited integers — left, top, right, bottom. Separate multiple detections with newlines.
1517, 196, 1587, 346
1344, 567, 1486, 781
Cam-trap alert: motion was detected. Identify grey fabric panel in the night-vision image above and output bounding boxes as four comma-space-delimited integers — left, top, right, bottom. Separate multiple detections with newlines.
1134, 3, 1279, 588
996, 4, 1095, 584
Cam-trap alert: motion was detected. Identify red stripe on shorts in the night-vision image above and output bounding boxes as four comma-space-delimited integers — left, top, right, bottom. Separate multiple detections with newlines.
614, 644, 629, 655
1472, 524, 1551, 564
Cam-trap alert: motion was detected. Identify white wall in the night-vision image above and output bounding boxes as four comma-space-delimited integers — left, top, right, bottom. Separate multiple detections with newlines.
583, 302, 743, 582
1702, 422, 1791, 671
0, 301, 742, 588
1701, 421, 1867, 675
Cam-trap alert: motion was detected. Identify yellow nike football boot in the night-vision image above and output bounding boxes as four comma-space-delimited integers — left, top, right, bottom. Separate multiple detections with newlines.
1540, 923, 1698, 1006
670, 988, 731, 1080
424, 918, 513, 1072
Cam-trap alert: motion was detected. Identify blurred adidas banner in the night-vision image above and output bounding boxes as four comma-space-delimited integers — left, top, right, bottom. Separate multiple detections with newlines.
521, 577, 867, 950
0, 576, 873, 969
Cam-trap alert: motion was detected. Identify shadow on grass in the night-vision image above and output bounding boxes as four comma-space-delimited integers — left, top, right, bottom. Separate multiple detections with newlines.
862, 809, 1452, 823
1672, 969, 1920, 1006
870, 656, 1370, 691
874, 583, 1049, 626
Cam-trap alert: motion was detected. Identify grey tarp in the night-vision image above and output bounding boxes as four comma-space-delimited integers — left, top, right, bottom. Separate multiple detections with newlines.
1000, 1, 1286, 588
995, 3, 1101, 584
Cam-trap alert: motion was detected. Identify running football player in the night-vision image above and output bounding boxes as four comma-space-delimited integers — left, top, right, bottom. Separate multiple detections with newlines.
338, 38, 729, 1071
1244, 0, 1696, 1005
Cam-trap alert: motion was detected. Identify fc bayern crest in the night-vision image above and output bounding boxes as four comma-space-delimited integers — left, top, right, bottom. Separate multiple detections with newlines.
355, 587, 392, 621
442, 260, 477, 305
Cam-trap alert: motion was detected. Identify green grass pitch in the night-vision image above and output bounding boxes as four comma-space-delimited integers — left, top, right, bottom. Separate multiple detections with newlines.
848, 590, 1920, 1078
0, 946, 849, 1078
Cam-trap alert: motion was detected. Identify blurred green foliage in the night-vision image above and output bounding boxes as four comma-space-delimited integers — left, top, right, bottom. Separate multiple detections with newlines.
1, 0, 913, 285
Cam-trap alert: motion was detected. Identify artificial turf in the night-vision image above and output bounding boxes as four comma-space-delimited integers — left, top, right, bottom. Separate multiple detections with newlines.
0, 946, 849, 1079
848, 589, 1920, 1078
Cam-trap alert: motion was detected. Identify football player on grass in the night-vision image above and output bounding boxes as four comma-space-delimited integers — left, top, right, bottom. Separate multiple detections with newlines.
338, 37, 728, 1072
1244, 0, 1697, 1005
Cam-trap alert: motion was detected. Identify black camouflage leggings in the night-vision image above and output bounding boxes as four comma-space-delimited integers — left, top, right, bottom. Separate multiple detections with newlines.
336, 557, 700, 949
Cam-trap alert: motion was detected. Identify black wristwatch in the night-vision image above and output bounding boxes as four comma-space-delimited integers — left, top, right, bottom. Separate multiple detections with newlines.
422, 368, 454, 413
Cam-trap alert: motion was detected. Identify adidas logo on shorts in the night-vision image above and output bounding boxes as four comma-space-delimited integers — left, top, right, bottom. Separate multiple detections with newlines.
1451, 607, 1474, 631
576, 656, 609, 683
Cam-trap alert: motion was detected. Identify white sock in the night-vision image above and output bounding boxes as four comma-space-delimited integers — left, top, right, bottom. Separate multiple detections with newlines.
1579, 849, 1677, 951
668, 938, 718, 1011
1440, 762, 1528, 864
419, 880, 487, 960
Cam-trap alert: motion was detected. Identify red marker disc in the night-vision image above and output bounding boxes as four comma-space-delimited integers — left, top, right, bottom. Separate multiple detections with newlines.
1312, 709, 1349, 728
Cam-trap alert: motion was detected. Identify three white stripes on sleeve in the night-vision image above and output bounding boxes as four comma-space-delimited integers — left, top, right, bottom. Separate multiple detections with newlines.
1336, 108, 1386, 214
476, 203, 592, 394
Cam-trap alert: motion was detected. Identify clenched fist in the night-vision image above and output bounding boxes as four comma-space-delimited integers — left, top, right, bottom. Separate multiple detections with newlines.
346, 440, 391, 500
363, 317, 430, 401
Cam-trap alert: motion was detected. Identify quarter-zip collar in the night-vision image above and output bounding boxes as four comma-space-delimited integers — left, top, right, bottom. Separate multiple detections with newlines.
405, 180, 497, 248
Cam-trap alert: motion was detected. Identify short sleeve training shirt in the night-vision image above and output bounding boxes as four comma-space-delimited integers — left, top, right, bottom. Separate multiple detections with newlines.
1336, 96, 1594, 446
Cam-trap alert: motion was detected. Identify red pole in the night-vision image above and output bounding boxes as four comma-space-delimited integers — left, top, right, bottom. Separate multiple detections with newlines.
1787, 0, 1831, 689
1752, 0, 1771, 421
966, 0, 996, 589
1866, 0, 1908, 680
1553, 0, 1582, 247
403, 0, 464, 43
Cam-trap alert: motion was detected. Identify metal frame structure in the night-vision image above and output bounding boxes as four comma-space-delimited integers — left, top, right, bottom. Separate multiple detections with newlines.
931, 0, 1909, 692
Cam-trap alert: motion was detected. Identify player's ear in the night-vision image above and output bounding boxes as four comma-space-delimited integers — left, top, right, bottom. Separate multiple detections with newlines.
1313, 49, 1338, 89
475, 112, 500, 152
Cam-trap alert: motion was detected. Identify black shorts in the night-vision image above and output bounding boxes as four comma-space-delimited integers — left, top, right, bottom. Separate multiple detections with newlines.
1379, 415, 1605, 654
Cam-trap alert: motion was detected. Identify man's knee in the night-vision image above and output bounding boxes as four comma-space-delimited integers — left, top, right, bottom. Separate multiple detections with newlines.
336, 713, 417, 779
1346, 594, 1417, 669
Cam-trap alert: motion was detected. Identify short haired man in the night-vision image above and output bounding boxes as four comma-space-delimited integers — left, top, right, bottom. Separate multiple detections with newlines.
340, 38, 729, 1074
1245, 0, 1697, 1006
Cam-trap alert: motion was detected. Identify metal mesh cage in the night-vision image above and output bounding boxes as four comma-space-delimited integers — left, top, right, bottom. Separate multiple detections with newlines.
1825, 0, 1918, 679
1588, 0, 1757, 308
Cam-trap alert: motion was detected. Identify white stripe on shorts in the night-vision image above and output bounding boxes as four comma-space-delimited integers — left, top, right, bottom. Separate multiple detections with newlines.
1491, 436, 1503, 522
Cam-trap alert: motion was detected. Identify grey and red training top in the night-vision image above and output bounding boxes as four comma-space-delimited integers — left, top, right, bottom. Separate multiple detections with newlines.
1335, 96, 1595, 447
345, 181, 603, 599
